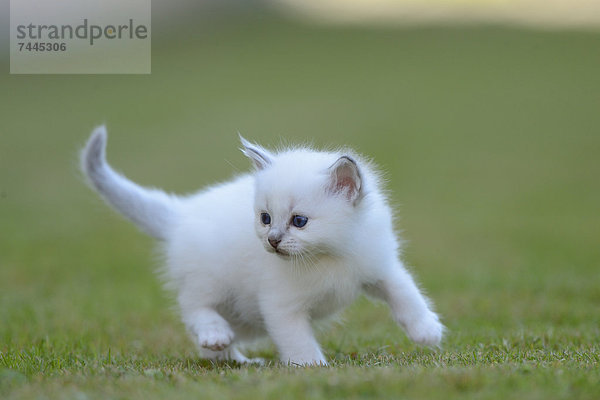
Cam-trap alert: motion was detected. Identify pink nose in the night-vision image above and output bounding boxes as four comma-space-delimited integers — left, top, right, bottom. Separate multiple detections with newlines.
268, 237, 281, 249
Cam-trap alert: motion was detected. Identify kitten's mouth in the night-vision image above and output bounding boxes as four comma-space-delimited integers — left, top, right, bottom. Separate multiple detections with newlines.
275, 249, 291, 257
265, 246, 291, 257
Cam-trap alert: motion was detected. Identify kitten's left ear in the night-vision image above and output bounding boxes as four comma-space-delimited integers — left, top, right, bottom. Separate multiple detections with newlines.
328, 156, 362, 203
239, 135, 273, 170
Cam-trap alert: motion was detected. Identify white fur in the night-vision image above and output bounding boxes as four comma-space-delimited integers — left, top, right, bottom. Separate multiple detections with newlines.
81, 126, 444, 366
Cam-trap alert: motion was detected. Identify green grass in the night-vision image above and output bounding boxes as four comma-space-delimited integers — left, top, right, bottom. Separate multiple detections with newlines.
1, 12, 599, 399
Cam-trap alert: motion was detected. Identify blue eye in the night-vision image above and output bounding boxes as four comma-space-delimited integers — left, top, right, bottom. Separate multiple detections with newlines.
260, 212, 271, 225
292, 215, 308, 228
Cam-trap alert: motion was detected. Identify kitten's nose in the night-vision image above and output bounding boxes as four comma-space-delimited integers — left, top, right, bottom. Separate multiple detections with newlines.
268, 236, 281, 249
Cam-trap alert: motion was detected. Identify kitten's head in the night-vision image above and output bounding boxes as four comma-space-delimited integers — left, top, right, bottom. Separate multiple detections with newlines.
241, 137, 366, 261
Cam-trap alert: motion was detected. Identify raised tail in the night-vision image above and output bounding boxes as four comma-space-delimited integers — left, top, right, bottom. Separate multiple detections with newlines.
80, 126, 177, 240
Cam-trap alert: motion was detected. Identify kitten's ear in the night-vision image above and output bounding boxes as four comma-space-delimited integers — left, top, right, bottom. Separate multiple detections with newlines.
239, 135, 273, 170
328, 156, 362, 203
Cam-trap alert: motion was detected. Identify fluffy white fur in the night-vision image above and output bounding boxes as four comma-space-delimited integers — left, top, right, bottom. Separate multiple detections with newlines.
81, 126, 443, 366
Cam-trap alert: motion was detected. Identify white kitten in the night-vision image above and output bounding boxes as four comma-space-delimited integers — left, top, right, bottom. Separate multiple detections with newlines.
81, 126, 443, 366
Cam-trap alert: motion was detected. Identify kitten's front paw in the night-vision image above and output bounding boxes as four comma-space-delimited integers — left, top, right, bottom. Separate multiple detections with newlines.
405, 311, 444, 347
196, 325, 234, 351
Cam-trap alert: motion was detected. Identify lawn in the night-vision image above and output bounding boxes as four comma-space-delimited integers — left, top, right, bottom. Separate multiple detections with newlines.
1, 11, 599, 399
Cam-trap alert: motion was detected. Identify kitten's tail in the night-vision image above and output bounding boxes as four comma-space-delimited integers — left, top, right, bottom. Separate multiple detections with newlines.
80, 126, 177, 241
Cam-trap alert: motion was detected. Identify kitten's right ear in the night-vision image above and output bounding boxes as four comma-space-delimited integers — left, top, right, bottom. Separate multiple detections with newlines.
239, 135, 273, 170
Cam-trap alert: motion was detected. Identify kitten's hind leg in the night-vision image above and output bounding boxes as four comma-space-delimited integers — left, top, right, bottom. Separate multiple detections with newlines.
365, 260, 444, 347
229, 347, 265, 365
199, 346, 265, 365
186, 308, 234, 352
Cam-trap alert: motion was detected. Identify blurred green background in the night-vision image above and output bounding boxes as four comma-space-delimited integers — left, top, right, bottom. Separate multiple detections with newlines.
1, 6, 599, 399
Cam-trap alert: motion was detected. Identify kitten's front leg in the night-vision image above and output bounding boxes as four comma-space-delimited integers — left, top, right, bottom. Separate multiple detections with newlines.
185, 308, 234, 352
366, 261, 444, 346
260, 300, 327, 366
